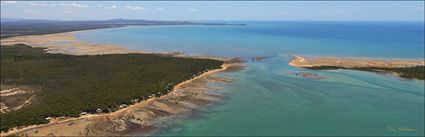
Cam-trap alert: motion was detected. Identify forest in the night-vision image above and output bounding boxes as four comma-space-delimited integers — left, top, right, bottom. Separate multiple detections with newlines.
0, 44, 223, 132
306, 65, 425, 80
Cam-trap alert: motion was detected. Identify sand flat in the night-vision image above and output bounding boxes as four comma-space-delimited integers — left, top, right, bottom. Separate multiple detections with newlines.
0, 32, 139, 55
289, 55, 424, 68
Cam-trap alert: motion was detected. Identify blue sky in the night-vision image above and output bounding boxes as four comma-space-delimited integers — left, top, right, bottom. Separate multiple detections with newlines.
1, 1, 424, 21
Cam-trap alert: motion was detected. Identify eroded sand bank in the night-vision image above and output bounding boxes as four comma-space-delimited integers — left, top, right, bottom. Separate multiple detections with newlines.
289, 55, 424, 68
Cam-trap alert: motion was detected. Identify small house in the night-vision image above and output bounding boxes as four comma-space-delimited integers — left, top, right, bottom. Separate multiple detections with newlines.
96, 108, 103, 113
119, 104, 128, 108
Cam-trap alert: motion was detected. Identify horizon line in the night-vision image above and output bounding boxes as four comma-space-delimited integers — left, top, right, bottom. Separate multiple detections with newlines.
1, 17, 424, 22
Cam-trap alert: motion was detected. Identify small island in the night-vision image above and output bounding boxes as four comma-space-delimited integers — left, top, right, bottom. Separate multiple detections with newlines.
289, 55, 425, 80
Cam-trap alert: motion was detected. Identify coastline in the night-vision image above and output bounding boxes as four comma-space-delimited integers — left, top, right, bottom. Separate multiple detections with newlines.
289, 55, 425, 68
0, 30, 242, 136
0, 29, 231, 61
289, 55, 425, 80
1, 63, 236, 136
0, 31, 140, 55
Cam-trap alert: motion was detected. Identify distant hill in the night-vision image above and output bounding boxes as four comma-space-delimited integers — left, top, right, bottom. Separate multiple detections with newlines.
0, 18, 195, 38
0, 18, 32, 22
0, 18, 245, 38
0, 18, 193, 24
0, 18, 245, 39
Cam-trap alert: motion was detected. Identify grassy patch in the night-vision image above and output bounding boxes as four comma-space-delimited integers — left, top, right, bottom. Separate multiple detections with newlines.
0, 44, 223, 132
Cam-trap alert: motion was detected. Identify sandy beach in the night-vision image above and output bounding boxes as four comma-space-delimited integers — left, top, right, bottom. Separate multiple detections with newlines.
289, 55, 424, 68
0, 31, 244, 136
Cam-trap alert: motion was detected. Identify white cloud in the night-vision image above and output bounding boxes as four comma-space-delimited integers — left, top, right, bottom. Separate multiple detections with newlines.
318, 8, 353, 16
27, 2, 87, 8
190, 8, 197, 12
24, 9, 38, 13
28, 2, 48, 7
63, 10, 72, 14
60, 3, 88, 8
157, 7, 163, 10
96, 4, 102, 8
103, 5, 117, 9
125, 5, 144, 10
2, 1, 17, 4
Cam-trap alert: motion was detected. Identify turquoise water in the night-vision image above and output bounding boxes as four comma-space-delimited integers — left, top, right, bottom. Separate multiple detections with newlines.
76, 21, 424, 136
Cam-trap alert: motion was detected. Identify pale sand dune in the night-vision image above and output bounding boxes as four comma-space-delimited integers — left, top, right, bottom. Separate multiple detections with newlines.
289, 55, 424, 68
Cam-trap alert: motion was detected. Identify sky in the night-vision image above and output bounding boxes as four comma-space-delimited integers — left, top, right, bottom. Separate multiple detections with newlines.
1, 1, 424, 21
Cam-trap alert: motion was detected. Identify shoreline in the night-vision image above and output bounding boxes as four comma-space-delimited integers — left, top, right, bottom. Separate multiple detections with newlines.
0, 29, 231, 61
0, 58, 234, 136
1, 61, 237, 137
289, 55, 425, 80
0, 31, 141, 55
289, 55, 424, 68
0, 29, 241, 136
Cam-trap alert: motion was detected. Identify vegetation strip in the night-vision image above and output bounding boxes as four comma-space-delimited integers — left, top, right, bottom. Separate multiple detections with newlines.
0, 19, 245, 39
306, 66, 425, 80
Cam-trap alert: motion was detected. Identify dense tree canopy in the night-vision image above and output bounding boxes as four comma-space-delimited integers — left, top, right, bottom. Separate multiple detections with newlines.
0, 44, 223, 132
307, 65, 424, 80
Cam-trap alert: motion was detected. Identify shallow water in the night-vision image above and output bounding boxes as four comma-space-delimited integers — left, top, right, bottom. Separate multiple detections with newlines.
76, 21, 424, 136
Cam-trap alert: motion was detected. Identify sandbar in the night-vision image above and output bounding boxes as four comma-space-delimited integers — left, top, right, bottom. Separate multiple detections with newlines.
289, 55, 424, 68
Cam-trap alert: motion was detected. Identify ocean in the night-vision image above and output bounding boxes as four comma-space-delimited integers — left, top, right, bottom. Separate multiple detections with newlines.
75, 21, 424, 136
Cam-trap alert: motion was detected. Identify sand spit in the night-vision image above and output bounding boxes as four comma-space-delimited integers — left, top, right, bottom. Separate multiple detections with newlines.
2, 63, 238, 136
0, 32, 231, 61
289, 55, 424, 68
0, 32, 139, 55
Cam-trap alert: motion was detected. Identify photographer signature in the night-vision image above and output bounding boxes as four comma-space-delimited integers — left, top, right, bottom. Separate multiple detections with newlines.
386, 125, 416, 132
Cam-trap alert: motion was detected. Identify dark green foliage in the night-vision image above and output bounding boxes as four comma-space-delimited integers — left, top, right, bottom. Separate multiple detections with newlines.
306, 65, 424, 80
378, 66, 425, 80
306, 66, 344, 70
0, 44, 223, 131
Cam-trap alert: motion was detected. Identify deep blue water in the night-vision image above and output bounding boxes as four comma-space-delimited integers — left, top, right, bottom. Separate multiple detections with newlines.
76, 21, 424, 136
77, 21, 424, 58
